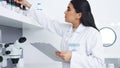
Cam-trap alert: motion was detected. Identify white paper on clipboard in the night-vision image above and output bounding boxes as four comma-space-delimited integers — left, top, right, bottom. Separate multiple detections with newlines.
31, 42, 63, 62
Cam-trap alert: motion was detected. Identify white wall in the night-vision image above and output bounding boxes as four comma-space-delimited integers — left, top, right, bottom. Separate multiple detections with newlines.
23, 0, 120, 68
88, 0, 120, 58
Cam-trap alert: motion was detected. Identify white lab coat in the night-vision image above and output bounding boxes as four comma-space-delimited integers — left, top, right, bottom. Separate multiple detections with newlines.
27, 5, 106, 68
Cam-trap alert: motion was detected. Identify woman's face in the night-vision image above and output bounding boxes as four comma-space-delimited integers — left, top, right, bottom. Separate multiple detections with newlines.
64, 3, 81, 24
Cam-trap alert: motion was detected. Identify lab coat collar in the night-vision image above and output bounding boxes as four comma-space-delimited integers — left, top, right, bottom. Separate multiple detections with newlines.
67, 23, 86, 34
74, 23, 86, 33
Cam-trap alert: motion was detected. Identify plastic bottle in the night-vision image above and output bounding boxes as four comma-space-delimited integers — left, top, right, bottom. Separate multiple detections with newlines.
37, 2, 42, 10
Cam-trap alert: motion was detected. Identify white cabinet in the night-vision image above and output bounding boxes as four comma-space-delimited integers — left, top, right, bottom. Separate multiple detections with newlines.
0, 6, 41, 29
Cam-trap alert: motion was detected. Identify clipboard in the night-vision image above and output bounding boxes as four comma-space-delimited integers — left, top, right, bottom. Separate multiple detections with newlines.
31, 42, 63, 62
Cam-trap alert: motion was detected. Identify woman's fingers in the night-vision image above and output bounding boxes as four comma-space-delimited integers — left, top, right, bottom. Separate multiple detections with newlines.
55, 51, 66, 60
56, 51, 64, 57
14, 0, 31, 8
15, 0, 22, 4
15, 0, 20, 3
55, 51, 71, 62
55, 51, 60, 56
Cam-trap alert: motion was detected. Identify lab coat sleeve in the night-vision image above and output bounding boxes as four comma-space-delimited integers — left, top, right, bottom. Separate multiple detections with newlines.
27, 5, 72, 37
70, 29, 105, 68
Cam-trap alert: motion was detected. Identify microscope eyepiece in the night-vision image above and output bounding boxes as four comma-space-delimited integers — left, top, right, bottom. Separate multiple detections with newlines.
18, 37, 27, 43
0, 56, 3, 62
4, 43, 14, 48
4, 43, 10, 48
5, 51, 11, 54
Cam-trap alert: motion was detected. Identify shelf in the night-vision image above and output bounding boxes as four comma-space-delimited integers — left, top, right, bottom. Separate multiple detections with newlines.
0, 6, 41, 29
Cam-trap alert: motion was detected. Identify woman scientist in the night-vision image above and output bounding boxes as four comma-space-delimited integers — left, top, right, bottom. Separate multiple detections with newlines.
15, 0, 105, 68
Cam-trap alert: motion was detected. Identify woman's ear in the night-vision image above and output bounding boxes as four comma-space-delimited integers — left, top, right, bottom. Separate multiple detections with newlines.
77, 12, 82, 19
